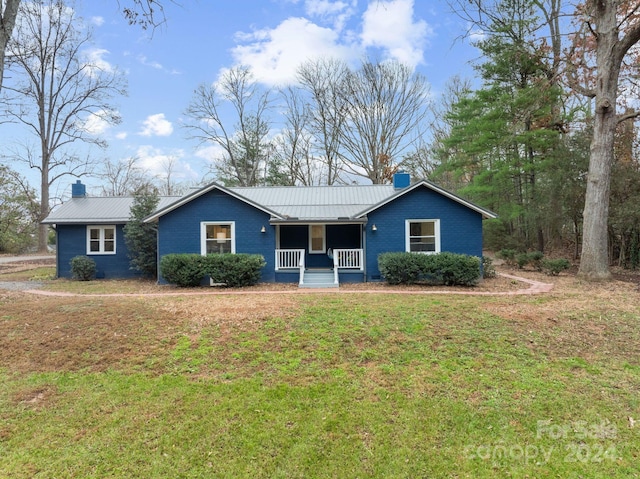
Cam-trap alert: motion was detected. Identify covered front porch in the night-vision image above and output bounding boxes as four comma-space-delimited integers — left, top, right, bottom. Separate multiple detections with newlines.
272, 222, 366, 287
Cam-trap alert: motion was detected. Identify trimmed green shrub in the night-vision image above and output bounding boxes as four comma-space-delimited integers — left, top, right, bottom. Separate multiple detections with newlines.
482, 256, 496, 279
160, 253, 266, 288
377, 252, 423, 285
378, 252, 481, 286
515, 251, 544, 270
436, 252, 482, 286
70, 255, 96, 281
497, 249, 517, 266
160, 254, 207, 287
205, 254, 266, 287
541, 258, 570, 276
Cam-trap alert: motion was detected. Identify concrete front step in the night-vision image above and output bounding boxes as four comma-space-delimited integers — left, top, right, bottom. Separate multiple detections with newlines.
300, 270, 338, 288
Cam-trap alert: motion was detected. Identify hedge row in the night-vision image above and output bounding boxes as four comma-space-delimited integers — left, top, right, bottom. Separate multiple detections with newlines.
497, 249, 571, 275
378, 252, 481, 286
160, 253, 266, 288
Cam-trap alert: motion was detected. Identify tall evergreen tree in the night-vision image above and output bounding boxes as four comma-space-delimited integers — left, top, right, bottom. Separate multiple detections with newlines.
124, 187, 160, 278
435, 0, 565, 250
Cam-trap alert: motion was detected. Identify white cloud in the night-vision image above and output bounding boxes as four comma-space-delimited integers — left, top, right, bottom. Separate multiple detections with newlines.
136, 54, 181, 75
468, 25, 486, 44
231, 17, 359, 86
80, 109, 119, 135
194, 144, 227, 163
91, 16, 105, 26
139, 113, 174, 137
134, 146, 201, 185
115, 131, 128, 140
228, 0, 435, 86
83, 48, 115, 76
138, 54, 163, 70
304, 0, 357, 30
361, 0, 432, 68
135, 145, 185, 176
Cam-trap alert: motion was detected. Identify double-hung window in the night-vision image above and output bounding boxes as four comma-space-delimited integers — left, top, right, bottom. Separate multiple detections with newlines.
202, 222, 235, 254
406, 220, 440, 253
87, 226, 116, 254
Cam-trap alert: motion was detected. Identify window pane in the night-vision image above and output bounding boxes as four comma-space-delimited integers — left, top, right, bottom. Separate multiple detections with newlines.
90, 229, 100, 240
410, 222, 434, 236
409, 223, 422, 236
89, 241, 100, 252
205, 224, 232, 254
410, 237, 436, 252
310, 225, 324, 252
207, 240, 231, 254
104, 240, 115, 252
104, 228, 115, 240
421, 222, 435, 236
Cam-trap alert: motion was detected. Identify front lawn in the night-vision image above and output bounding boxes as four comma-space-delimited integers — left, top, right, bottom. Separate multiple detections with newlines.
0, 272, 638, 477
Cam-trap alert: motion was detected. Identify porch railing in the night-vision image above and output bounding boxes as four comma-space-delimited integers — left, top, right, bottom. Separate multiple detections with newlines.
275, 249, 305, 286
276, 249, 305, 270
333, 248, 363, 284
333, 249, 364, 270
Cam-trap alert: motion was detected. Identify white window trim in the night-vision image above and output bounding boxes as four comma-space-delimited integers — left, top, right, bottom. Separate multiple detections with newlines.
308, 224, 326, 254
405, 219, 441, 254
86, 225, 116, 255
201, 221, 236, 255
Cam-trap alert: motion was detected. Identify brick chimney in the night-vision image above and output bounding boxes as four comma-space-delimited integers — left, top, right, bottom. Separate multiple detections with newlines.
393, 171, 410, 189
71, 180, 86, 198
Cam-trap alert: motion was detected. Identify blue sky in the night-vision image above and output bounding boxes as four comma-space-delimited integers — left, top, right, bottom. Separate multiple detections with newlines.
3, 0, 482, 197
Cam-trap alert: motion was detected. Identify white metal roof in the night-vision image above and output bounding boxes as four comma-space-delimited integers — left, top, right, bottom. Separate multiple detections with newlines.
42, 196, 181, 224
43, 181, 497, 225
231, 185, 396, 220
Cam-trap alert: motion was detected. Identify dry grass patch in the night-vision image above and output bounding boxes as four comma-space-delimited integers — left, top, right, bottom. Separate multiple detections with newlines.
483, 268, 640, 363
0, 292, 185, 374
154, 294, 301, 339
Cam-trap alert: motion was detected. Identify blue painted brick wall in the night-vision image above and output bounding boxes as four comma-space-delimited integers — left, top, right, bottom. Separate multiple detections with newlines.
365, 185, 484, 281
157, 190, 276, 282
56, 224, 140, 279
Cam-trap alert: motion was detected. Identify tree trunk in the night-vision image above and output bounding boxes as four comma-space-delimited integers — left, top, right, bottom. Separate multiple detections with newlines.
0, 0, 21, 92
38, 163, 50, 253
578, 2, 621, 281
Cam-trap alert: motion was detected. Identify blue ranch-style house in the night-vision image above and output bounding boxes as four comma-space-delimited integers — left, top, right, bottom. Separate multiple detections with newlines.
43, 172, 497, 287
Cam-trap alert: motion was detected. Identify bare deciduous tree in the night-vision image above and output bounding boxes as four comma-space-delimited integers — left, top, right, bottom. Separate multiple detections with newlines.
297, 58, 349, 185
99, 156, 152, 196
1, 0, 175, 93
339, 60, 430, 184
1, 0, 126, 251
405, 75, 472, 186
273, 85, 324, 186
184, 66, 272, 186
